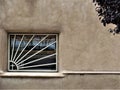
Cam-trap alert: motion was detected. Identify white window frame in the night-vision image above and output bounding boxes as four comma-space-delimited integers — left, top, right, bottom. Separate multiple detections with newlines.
8, 34, 58, 72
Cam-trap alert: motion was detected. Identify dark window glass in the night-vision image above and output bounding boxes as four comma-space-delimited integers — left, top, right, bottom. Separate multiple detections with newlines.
9, 34, 57, 72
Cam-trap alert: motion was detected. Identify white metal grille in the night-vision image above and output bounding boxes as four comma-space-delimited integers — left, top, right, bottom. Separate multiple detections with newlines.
8, 34, 58, 72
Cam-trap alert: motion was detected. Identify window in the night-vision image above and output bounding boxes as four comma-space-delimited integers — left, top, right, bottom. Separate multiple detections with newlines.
8, 34, 58, 72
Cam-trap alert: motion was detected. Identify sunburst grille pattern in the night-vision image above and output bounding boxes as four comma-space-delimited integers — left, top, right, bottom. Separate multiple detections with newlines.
8, 34, 58, 72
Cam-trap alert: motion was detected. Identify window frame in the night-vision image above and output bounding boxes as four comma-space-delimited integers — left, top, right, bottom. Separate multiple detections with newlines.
7, 33, 59, 72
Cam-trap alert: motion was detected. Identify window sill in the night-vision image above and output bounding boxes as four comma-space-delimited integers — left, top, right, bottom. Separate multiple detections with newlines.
0, 72, 65, 78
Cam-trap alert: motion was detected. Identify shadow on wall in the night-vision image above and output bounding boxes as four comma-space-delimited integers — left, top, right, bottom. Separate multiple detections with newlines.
0, 78, 1, 88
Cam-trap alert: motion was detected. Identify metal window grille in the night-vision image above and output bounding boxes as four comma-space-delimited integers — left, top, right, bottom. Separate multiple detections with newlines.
8, 34, 58, 72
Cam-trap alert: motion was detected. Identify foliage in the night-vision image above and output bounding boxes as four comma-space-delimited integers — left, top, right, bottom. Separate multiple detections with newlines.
93, 0, 120, 34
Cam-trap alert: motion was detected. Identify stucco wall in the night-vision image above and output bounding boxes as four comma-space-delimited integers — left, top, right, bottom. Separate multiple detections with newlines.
0, 0, 120, 89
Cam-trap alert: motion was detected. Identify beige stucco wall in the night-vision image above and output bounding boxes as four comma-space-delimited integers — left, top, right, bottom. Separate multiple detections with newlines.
0, 0, 120, 89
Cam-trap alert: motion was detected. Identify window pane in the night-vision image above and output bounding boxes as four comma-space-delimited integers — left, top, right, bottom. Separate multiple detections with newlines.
8, 34, 58, 72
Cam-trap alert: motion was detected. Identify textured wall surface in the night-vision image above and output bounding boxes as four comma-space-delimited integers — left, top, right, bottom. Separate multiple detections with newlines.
0, 0, 120, 89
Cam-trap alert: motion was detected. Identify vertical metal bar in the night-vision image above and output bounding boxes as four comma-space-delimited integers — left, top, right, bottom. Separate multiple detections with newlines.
12, 35, 24, 61
11, 35, 16, 61
56, 34, 58, 71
